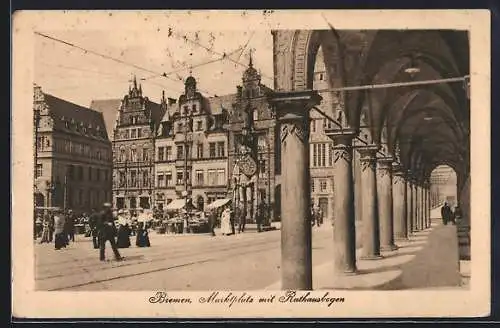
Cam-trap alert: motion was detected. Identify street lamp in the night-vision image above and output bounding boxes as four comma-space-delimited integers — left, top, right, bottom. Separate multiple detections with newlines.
181, 190, 189, 233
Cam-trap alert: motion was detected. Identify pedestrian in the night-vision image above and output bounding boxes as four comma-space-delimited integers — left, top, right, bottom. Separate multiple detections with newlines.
441, 202, 452, 225
53, 208, 67, 250
66, 209, 76, 243
236, 203, 246, 233
220, 205, 232, 236
116, 209, 131, 248
97, 203, 123, 262
310, 204, 316, 227
256, 201, 266, 233
135, 221, 151, 247
208, 209, 217, 237
89, 208, 100, 249
40, 216, 51, 244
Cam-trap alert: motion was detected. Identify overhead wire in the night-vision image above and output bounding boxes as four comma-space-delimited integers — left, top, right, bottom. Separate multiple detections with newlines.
35, 31, 216, 97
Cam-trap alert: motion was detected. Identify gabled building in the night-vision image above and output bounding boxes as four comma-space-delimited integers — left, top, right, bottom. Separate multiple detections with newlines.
33, 84, 112, 214
154, 76, 229, 211
226, 56, 278, 223
110, 77, 167, 209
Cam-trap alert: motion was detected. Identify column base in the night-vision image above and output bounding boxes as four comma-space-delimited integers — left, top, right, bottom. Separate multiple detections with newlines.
360, 254, 383, 260
380, 244, 399, 252
333, 269, 358, 276
394, 235, 409, 241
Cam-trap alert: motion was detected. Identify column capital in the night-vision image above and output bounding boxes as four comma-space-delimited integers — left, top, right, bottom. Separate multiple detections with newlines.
392, 162, 406, 176
326, 128, 357, 145
358, 144, 378, 172
269, 90, 322, 121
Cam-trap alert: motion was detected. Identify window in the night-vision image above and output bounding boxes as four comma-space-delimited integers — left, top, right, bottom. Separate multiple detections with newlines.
120, 149, 126, 162
177, 145, 184, 160
35, 164, 43, 178
131, 129, 137, 138
321, 143, 326, 167
67, 165, 74, 180
311, 179, 315, 192
328, 144, 334, 166
320, 180, 328, 192
165, 171, 172, 186
176, 171, 184, 185
319, 73, 324, 81
119, 171, 125, 187
197, 121, 202, 131
158, 147, 165, 161
196, 170, 204, 185
253, 109, 258, 121
97, 150, 102, 160
259, 159, 267, 178
312, 144, 318, 167
142, 148, 149, 162
143, 171, 149, 187
207, 169, 217, 185
158, 174, 165, 187
209, 142, 216, 158
197, 144, 203, 159
166, 146, 172, 160
217, 141, 225, 157
130, 148, 137, 162
77, 166, 83, 180
125, 130, 130, 139
137, 128, 142, 138
130, 170, 137, 187
183, 106, 188, 116
88, 167, 92, 181
192, 104, 197, 112
96, 168, 101, 181
311, 119, 316, 133
217, 169, 226, 185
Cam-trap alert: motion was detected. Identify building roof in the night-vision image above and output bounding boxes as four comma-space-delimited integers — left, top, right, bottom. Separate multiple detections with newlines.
42, 93, 109, 141
89, 99, 122, 140
204, 94, 237, 115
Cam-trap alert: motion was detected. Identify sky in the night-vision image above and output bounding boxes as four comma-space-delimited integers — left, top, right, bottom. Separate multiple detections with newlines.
34, 29, 274, 107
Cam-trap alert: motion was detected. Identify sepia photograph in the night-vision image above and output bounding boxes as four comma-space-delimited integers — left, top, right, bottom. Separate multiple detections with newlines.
12, 9, 490, 318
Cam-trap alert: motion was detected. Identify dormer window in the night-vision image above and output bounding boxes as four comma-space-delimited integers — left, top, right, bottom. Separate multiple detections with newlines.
192, 104, 197, 112
253, 109, 258, 121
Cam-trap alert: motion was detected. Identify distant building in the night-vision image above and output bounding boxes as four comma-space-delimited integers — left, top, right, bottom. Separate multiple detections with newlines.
33, 84, 112, 214
154, 76, 229, 211
226, 56, 278, 223
309, 47, 343, 222
108, 77, 166, 210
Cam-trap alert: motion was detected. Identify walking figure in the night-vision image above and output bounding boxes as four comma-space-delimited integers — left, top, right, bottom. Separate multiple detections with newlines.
441, 202, 452, 225
97, 203, 122, 262
89, 208, 100, 249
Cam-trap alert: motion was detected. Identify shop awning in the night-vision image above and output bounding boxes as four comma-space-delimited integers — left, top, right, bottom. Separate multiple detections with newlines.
206, 198, 232, 210
165, 199, 187, 210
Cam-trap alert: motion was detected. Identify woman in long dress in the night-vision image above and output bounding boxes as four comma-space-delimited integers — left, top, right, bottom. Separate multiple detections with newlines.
40, 217, 51, 244
53, 209, 67, 250
116, 210, 131, 248
135, 221, 151, 247
220, 206, 232, 236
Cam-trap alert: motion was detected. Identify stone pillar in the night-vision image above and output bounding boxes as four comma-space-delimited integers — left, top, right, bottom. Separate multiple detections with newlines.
392, 164, 408, 240
427, 186, 432, 227
328, 130, 357, 273
412, 182, 419, 232
406, 173, 413, 236
419, 184, 425, 230
358, 145, 382, 260
377, 157, 398, 251
270, 91, 321, 290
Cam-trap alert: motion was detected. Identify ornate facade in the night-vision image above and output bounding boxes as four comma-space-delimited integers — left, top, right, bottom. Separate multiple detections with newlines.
226, 56, 277, 223
33, 85, 112, 214
154, 76, 229, 211
111, 77, 167, 209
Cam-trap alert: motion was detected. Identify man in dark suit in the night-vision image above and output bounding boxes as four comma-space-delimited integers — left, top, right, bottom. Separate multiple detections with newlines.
89, 208, 100, 249
97, 203, 122, 262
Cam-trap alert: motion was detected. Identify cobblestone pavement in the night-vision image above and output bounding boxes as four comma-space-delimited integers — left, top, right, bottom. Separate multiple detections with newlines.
35, 225, 333, 291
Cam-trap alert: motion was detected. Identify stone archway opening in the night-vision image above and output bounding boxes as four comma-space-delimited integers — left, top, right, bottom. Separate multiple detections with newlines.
429, 165, 458, 208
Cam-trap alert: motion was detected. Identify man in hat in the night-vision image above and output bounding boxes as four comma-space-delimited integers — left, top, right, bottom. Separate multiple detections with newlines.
88, 208, 100, 249
97, 202, 123, 261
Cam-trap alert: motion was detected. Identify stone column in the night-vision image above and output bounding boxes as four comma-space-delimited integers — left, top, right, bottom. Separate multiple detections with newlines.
412, 182, 419, 232
377, 157, 398, 251
270, 91, 321, 290
358, 145, 382, 260
419, 184, 425, 230
392, 164, 408, 240
328, 130, 357, 273
406, 173, 413, 236
427, 186, 432, 227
